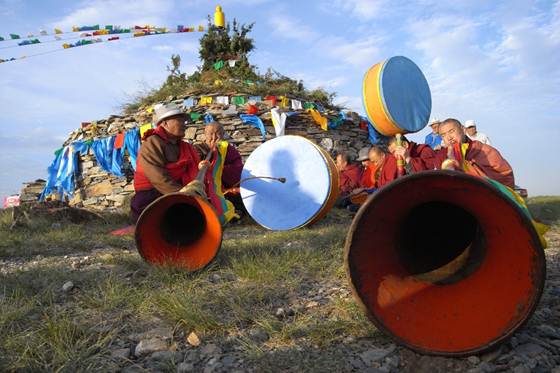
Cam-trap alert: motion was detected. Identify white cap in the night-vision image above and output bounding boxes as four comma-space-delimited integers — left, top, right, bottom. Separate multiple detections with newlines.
153, 103, 186, 125
429, 117, 441, 126
465, 120, 476, 128
357, 146, 371, 161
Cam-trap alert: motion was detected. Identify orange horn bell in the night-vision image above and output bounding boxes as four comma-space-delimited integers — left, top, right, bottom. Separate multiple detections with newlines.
345, 171, 546, 356
135, 192, 222, 271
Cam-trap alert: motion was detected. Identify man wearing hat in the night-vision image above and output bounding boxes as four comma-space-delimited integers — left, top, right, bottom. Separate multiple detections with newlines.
424, 118, 443, 150
464, 120, 492, 145
130, 103, 208, 222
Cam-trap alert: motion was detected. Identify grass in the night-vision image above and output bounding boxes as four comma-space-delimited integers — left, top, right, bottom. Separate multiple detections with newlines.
1, 196, 557, 370
0, 208, 376, 371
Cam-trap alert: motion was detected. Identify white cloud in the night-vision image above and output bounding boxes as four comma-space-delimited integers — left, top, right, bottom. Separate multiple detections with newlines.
268, 15, 320, 41
49, 0, 174, 30
332, 0, 385, 20
152, 44, 173, 51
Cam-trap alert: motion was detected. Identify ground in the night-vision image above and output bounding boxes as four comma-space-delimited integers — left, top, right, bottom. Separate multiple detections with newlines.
0, 197, 559, 372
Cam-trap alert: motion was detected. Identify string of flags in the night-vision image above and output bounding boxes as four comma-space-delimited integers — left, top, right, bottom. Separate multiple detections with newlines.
0, 24, 206, 64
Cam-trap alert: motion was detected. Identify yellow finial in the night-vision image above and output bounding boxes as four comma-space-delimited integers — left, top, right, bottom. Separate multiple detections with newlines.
214, 5, 225, 28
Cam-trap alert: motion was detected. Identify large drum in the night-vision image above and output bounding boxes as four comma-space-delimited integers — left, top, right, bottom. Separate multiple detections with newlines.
240, 135, 339, 230
363, 56, 431, 136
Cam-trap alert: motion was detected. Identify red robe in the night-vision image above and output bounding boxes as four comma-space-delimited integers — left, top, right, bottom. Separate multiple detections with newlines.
360, 163, 379, 189
339, 163, 362, 194
378, 154, 399, 188
408, 142, 438, 172
435, 139, 515, 188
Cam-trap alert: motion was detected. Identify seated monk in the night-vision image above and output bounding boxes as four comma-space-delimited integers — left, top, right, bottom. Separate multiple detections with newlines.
387, 135, 438, 173
348, 147, 379, 205
437, 118, 514, 188
369, 145, 399, 188
194, 121, 244, 209
335, 151, 362, 196
130, 103, 209, 223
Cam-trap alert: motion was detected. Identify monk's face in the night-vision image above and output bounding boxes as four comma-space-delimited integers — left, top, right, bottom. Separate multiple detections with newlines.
465, 126, 477, 137
439, 122, 464, 146
161, 115, 186, 138
361, 159, 370, 168
204, 123, 223, 146
335, 154, 348, 171
368, 150, 385, 167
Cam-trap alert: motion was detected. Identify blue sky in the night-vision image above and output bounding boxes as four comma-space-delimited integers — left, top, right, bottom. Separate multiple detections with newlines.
0, 0, 559, 201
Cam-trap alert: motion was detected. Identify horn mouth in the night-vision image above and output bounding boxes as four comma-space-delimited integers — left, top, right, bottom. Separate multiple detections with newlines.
345, 170, 546, 356
135, 192, 222, 271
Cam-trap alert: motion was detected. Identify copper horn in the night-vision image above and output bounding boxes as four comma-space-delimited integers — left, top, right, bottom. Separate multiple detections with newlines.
135, 151, 222, 271
345, 170, 546, 356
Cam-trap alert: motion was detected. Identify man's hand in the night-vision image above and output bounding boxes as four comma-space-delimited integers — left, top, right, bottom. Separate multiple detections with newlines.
393, 146, 410, 163
198, 160, 210, 170
350, 187, 365, 196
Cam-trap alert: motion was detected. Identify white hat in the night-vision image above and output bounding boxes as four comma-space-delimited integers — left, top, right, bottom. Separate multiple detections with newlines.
153, 103, 186, 125
429, 117, 441, 126
356, 146, 371, 161
465, 120, 476, 128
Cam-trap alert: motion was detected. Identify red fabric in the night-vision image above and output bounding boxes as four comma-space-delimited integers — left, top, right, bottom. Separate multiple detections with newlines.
360, 163, 379, 189
378, 154, 399, 188
246, 104, 258, 115
433, 139, 515, 188
408, 142, 438, 172
339, 163, 362, 194
133, 126, 200, 191
222, 144, 243, 189
264, 95, 277, 105
114, 131, 125, 149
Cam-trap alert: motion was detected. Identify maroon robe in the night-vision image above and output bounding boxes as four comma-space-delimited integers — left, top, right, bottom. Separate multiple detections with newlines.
222, 144, 243, 190
435, 139, 515, 188
339, 163, 362, 195
378, 154, 399, 188
408, 142, 438, 172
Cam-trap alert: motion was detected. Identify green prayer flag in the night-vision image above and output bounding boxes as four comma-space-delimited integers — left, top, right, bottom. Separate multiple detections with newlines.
10, 34, 20, 40
54, 147, 64, 156
190, 112, 202, 120
214, 60, 224, 71
303, 102, 316, 110
232, 96, 246, 105
0, 37, 4, 41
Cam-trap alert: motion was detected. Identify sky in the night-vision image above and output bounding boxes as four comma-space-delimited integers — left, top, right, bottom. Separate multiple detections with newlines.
0, 0, 559, 201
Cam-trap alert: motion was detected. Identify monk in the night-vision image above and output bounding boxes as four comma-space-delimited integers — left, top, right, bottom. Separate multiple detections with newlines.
195, 121, 243, 191
369, 145, 399, 188
437, 118, 514, 188
336, 151, 362, 196
387, 135, 438, 173
131, 103, 208, 222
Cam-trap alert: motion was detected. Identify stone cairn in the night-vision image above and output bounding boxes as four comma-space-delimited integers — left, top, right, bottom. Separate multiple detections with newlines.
20, 93, 371, 212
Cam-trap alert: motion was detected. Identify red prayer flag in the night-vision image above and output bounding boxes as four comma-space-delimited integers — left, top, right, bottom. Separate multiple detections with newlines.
114, 132, 125, 149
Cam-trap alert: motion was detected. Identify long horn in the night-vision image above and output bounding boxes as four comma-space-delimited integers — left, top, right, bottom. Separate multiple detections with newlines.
345, 170, 546, 356
135, 150, 222, 271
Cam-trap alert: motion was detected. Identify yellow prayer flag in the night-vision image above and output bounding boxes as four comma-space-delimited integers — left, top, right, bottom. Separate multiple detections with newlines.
279, 96, 289, 108
72, 26, 79, 32
198, 25, 204, 32
63, 43, 71, 49
140, 123, 153, 138
200, 96, 213, 105
214, 79, 223, 86
309, 109, 328, 131
54, 28, 63, 34
146, 106, 154, 114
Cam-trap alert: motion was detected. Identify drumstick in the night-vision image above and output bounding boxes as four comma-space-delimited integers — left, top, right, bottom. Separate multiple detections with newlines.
224, 176, 287, 195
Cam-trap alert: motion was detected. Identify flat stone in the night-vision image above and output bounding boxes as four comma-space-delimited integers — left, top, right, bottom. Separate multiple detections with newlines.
134, 338, 168, 356
150, 349, 175, 361
515, 343, 545, 357
86, 180, 113, 197
111, 348, 130, 359
468, 356, 481, 365
248, 328, 269, 343
360, 345, 396, 365
177, 362, 195, 373
201, 343, 220, 355
62, 281, 74, 292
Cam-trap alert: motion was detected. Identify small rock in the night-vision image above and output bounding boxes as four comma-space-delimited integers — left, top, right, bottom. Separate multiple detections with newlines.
150, 350, 175, 361
248, 328, 269, 343
177, 362, 195, 373
111, 348, 130, 359
537, 324, 560, 339
134, 338, 168, 356
305, 301, 320, 309
468, 356, 481, 365
201, 343, 220, 355
62, 281, 74, 292
221, 355, 236, 366
360, 344, 396, 365
208, 274, 221, 283
512, 365, 531, 373
187, 331, 201, 346
515, 343, 545, 357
